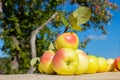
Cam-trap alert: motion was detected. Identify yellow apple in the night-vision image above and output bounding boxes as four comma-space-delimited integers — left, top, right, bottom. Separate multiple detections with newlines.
38, 63, 44, 73
106, 58, 114, 72
86, 55, 99, 74
97, 57, 107, 73
54, 32, 79, 50
75, 49, 89, 74
40, 50, 55, 74
52, 48, 78, 75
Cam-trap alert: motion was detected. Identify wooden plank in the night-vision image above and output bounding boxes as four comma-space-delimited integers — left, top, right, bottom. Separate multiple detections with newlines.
0, 72, 120, 80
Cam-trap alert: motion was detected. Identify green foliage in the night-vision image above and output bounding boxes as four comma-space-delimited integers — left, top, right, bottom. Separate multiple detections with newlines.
0, 0, 65, 74
61, 15, 69, 27
0, 58, 10, 74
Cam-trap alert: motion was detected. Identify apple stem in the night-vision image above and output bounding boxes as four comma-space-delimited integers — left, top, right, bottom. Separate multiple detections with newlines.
64, 26, 69, 33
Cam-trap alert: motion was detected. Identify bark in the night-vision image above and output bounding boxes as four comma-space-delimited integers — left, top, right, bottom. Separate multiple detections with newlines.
0, 0, 2, 12
11, 56, 19, 71
11, 36, 20, 72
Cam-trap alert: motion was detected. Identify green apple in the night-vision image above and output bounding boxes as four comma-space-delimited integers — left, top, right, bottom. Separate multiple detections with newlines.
40, 50, 55, 74
75, 49, 89, 74
86, 55, 99, 74
97, 57, 107, 73
105, 58, 114, 72
54, 32, 79, 50
52, 48, 78, 75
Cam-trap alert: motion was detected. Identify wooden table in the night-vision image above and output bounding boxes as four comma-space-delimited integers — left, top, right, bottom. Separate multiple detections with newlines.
0, 72, 120, 80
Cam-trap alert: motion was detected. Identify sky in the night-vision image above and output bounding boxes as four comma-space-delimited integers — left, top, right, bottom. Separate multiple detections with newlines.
0, 0, 120, 58
78, 0, 120, 58
61, 0, 120, 58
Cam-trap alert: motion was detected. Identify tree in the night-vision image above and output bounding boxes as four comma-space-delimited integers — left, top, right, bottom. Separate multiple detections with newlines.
0, 0, 65, 74
0, 0, 118, 74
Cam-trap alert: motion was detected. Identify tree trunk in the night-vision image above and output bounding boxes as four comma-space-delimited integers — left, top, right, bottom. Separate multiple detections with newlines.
0, 0, 2, 13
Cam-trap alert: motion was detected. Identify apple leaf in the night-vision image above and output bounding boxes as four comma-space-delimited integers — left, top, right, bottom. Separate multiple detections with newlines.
69, 13, 83, 31
71, 24, 83, 31
61, 16, 69, 27
73, 6, 91, 25
69, 13, 77, 25
30, 57, 40, 66
48, 42, 55, 50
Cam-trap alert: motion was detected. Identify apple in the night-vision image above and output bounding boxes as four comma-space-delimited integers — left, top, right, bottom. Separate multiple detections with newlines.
105, 58, 114, 72
38, 63, 44, 73
54, 32, 79, 50
40, 50, 55, 74
85, 55, 99, 74
113, 56, 120, 71
52, 48, 78, 75
75, 49, 89, 74
97, 57, 107, 73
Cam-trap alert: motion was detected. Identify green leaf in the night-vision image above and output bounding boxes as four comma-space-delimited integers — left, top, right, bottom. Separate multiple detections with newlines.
15, 23, 22, 35
48, 42, 55, 50
71, 24, 83, 31
69, 13, 82, 31
61, 16, 69, 27
11, 36, 21, 51
30, 57, 40, 66
69, 13, 77, 25
73, 6, 91, 25
11, 43, 16, 50
69, 6, 91, 31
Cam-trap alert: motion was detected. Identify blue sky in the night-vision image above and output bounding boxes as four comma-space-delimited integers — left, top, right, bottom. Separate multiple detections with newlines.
62, 0, 120, 58
0, 0, 120, 58
80, 0, 120, 58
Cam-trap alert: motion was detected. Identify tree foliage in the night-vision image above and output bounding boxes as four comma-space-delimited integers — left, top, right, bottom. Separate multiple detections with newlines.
0, 0, 65, 74
0, 0, 118, 74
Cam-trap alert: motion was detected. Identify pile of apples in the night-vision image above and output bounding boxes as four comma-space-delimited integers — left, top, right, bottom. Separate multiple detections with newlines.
38, 32, 120, 75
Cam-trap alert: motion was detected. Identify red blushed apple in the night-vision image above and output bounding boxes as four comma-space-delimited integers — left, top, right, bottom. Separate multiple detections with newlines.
40, 50, 55, 74
114, 56, 120, 71
54, 32, 79, 50
52, 48, 78, 75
